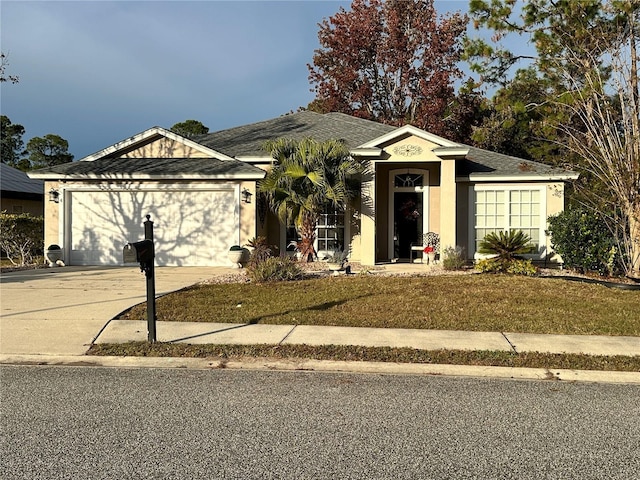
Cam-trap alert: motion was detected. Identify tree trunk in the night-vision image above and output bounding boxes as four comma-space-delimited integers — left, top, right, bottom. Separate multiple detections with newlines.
629, 202, 640, 278
297, 214, 318, 263
626, 3, 640, 278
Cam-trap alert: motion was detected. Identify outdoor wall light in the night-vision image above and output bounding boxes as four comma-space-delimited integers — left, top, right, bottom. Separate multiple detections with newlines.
48, 188, 60, 203
242, 188, 253, 204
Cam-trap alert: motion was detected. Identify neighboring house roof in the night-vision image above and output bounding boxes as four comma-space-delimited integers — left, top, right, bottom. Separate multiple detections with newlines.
1, 163, 44, 197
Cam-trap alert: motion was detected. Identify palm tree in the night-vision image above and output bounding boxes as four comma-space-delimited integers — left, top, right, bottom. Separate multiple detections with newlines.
260, 137, 368, 262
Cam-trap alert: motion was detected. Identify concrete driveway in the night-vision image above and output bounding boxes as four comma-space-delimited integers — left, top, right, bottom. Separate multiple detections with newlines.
0, 266, 226, 356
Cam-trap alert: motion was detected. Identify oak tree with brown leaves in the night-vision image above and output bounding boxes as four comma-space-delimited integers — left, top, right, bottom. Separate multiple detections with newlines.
307, 0, 467, 137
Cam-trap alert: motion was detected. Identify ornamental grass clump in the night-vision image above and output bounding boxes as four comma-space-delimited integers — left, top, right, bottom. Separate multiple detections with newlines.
246, 256, 303, 283
441, 246, 466, 271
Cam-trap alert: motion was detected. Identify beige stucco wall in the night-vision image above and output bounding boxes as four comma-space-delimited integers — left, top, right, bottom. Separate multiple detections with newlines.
43, 181, 61, 249
239, 180, 257, 246
356, 176, 376, 265
349, 135, 457, 264
119, 137, 210, 159
439, 159, 457, 252
382, 137, 442, 162
545, 182, 566, 259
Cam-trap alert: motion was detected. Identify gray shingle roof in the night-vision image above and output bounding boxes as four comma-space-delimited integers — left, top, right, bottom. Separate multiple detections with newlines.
459, 146, 576, 178
26, 111, 577, 181
195, 111, 396, 157
1, 163, 44, 195
30, 157, 265, 179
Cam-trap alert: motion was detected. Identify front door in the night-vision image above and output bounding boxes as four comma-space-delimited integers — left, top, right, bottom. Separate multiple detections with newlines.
394, 192, 422, 259
389, 169, 429, 261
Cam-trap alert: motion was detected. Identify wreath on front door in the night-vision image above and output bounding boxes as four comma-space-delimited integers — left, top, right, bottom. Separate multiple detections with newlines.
400, 199, 420, 221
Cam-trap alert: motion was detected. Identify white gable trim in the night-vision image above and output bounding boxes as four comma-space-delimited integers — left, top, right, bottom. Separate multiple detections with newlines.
433, 147, 470, 158
357, 125, 461, 149
79, 127, 236, 162
350, 147, 384, 157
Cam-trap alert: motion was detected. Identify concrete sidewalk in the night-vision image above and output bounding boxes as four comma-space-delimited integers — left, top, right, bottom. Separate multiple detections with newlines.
2, 265, 639, 384
95, 320, 640, 357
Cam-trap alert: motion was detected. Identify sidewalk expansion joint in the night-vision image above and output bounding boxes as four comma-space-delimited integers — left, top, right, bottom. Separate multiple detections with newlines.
501, 332, 518, 354
279, 325, 298, 345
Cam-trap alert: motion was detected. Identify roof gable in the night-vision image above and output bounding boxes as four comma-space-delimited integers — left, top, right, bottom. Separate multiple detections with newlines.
80, 127, 235, 162
28, 126, 265, 180
357, 125, 461, 150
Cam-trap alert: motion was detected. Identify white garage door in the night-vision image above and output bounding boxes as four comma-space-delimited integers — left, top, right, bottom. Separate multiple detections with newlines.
67, 188, 238, 266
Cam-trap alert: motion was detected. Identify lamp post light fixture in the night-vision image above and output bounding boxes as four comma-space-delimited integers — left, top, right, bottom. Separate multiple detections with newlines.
48, 188, 60, 203
242, 188, 253, 204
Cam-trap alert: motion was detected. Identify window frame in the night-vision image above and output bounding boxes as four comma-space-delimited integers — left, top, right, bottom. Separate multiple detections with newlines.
282, 204, 348, 257
468, 184, 547, 259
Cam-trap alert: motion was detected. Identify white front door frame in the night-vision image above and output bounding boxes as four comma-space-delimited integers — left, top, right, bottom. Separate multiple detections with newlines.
387, 168, 430, 259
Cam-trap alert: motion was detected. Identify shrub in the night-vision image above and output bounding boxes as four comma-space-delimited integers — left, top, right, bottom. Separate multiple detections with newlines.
474, 257, 537, 276
474, 258, 501, 273
441, 246, 466, 271
547, 207, 618, 275
0, 212, 44, 266
246, 256, 303, 283
245, 236, 277, 270
506, 259, 538, 276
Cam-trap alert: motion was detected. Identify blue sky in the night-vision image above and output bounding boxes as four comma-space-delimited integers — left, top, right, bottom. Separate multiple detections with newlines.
2, 0, 489, 160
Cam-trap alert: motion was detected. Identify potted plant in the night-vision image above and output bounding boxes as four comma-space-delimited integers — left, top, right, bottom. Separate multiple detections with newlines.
45, 244, 63, 267
326, 251, 347, 273
228, 245, 249, 268
424, 245, 436, 265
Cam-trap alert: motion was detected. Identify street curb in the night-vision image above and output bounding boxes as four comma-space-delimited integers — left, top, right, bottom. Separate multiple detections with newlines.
1, 354, 639, 385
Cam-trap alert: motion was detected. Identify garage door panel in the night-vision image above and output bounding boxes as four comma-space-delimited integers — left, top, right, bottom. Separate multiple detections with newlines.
68, 189, 238, 266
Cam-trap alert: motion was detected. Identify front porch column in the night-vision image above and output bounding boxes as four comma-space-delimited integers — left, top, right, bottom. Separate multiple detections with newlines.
360, 177, 376, 266
439, 159, 456, 251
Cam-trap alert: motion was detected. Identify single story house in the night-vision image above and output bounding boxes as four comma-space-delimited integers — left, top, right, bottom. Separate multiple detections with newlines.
28, 111, 578, 267
1, 163, 44, 216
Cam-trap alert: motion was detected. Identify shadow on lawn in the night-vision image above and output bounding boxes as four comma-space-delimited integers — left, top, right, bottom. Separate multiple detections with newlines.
168, 295, 371, 344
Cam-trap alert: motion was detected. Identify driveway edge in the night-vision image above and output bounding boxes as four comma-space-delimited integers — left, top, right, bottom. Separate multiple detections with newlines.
2, 354, 639, 385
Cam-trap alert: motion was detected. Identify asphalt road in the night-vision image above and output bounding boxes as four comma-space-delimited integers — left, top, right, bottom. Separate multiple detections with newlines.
2, 366, 639, 479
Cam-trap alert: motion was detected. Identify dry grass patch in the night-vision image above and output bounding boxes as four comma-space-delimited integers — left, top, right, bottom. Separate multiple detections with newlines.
87, 342, 640, 372
118, 275, 640, 336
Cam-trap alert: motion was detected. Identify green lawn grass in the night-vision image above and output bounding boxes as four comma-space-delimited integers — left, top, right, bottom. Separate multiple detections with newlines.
118, 274, 640, 336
